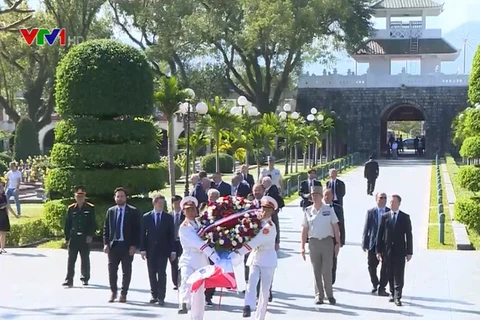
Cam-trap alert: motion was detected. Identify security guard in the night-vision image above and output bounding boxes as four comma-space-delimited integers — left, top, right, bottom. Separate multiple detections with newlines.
63, 186, 96, 287
231, 196, 278, 319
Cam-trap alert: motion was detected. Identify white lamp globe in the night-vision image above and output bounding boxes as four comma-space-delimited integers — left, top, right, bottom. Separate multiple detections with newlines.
459, 113, 464, 119
184, 88, 195, 99
250, 106, 259, 116
307, 114, 315, 122
246, 101, 253, 108
291, 111, 300, 119
247, 105, 256, 115
317, 114, 324, 121
279, 111, 287, 119
237, 96, 248, 106
196, 101, 208, 114
283, 103, 292, 112
310, 108, 318, 115
230, 106, 241, 115
179, 102, 188, 114
476, 103, 480, 110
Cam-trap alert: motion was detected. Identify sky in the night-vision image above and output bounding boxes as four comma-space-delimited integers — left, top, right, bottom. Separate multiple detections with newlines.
28, 0, 480, 75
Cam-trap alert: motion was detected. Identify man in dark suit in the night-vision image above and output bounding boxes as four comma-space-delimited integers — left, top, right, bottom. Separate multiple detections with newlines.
169, 195, 184, 290
362, 192, 390, 296
140, 194, 176, 305
211, 172, 231, 197
262, 176, 285, 210
326, 169, 346, 206
240, 164, 255, 187
364, 156, 379, 195
190, 177, 210, 206
322, 188, 345, 285
299, 168, 322, 209
103, 187, 141, 303
376, 194, 413, 306
231, 174, 251, 198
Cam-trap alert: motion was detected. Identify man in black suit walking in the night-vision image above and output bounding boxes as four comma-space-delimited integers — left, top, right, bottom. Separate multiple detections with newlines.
299, 168, 322, 209
240, 164, 255, 188
169, 195, 184, 290
211, 173, 231, 197
190, 177, 210, 206
140, 194, 176, 305
103, 187, 141, 303
364, 156, 379, 195
362, 192, 390, 296
231, 174, 251, 198
326, 169, 346, 206
376, 194, 413, 306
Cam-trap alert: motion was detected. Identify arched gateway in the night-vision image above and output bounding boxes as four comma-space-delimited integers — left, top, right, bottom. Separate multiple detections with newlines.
295, 0, 469, 158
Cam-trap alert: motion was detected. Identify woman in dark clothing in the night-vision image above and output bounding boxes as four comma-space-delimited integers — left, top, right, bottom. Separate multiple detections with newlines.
0, 182, 19, 253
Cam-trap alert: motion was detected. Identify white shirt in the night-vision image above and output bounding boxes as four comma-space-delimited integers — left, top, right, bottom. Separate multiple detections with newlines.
330, 179, 338, 201
259, 168, 282, 189
7, 170, 22, 189
238, 219, 277, 268
302, 204, 339, 239
392, 142, 398, 150
377, 207, 385, 228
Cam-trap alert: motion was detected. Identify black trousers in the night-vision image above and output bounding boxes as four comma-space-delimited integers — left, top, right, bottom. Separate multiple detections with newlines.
169, 240, 182, 287
147, 255, 168, 300
367, 249, 388, 290
386, 251, 406, 299
367, 178, 376, 195
108, 242, 134, 296
332, 255, 338, 285
65, 235, 90, 282
205, 259, 215, 300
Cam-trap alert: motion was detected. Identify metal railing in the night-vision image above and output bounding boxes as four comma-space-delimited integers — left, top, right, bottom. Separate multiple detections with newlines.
435, 155, 445, 244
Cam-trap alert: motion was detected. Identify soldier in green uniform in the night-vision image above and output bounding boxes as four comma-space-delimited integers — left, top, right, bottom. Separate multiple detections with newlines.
62, 186, 96, 287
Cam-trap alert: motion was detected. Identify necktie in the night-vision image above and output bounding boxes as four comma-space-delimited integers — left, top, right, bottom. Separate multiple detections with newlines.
392, 212, 397, 225
115, 208, 123, 240
156, 212, 161, 226
174, 212, 179, 226
332, 181, 335, 194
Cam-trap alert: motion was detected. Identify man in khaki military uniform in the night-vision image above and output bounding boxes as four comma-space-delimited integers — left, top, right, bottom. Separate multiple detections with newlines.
63, 186, 96, 287
300, 186, 341, 305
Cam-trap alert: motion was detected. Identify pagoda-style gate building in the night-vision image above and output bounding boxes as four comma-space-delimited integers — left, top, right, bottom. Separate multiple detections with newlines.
296, 0, 469, 158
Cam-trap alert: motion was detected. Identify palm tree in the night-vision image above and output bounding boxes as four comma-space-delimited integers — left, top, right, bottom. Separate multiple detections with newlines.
248, 123, 276, 178
299, 125, 320, 169
177, 130, 210, 174
220, 130, 249, 171
153, 76, 189, 196
197, 96, 240, 172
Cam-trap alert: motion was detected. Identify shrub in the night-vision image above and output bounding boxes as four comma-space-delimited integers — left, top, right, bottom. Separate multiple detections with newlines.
469, 46, 480, 105
463, 109, 480, 138
200, 153, 234, 173
55, 39, 153, 117
150, 161, 182, 180
0, 152, 12, 164
457, 165, 480, 193
459, 136, 480, 159
7, 219, 52, 246
0, 161, 7, 175
454, 197, 480, 231
13, 117, 41, 161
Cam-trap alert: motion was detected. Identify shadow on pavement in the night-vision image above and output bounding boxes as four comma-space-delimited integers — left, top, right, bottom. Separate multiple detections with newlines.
6, 252, 46, 258
0, 306, 161, 318
336, 303, 421, 317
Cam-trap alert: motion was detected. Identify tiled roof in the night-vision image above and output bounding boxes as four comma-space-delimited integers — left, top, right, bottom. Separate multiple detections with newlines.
371, 0, 443, 9
353, 39, 457, 55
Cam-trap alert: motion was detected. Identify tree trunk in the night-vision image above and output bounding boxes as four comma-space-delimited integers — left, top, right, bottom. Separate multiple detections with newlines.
290, 147, 293, 174
303, 150, 307, 170
295, 146, 299, 173
257, 158, 261, 179
215, 131, 220, 172
245, 149, 250, 172
167, 119, 176, 197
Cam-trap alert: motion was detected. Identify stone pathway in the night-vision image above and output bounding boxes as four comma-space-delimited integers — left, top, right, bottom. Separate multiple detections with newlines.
1, 159, 479, 319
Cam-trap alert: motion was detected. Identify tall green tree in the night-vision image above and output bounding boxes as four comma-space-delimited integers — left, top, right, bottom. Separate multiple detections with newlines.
0, 0, 34, 32
248, 123, 276, 178
184, 63, 231, 101
188, 0, 372, 113
177, 130, 210, 175
154, 76, 189, 196
13, 116, 40, 160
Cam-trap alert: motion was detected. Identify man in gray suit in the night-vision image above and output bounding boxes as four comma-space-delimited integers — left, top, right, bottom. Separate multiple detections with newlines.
362, 192, 390, 296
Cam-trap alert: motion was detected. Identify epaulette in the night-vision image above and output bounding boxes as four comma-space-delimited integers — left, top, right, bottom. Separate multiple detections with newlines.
86, 202, 94, 207
68, 203, 76, 208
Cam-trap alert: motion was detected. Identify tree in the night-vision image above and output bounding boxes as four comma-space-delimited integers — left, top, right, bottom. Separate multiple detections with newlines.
177, 130, 210, 175
12, 116, 40, 160
189, 0, 372, 113
197, 96, 241, 172
0, 0, 34, 32
183, 63, 231, 101
248, 123, 276, 178
154, 76, 189, 197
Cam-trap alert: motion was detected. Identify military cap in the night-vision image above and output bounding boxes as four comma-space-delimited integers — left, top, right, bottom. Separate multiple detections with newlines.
261, 196, 278, 210
74, 186, 86, 195
310, 185, 323, 195
180, 196, 198, 208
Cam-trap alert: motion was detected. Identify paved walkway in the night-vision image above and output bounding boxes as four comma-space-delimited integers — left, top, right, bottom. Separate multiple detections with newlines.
1, 159, 479, 319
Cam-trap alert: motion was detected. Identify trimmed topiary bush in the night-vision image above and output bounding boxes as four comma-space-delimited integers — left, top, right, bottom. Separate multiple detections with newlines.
469, 46, 480, 106
454, 197, 480, 231
457, 165, 480, 193
200, 153, 234, 173
149, 161, 182, 180
13, 117, 40, 161
459, 136, 480, 159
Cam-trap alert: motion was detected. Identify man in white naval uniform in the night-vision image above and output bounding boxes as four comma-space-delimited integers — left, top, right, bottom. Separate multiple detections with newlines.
177, 196, 221, 319
231, 195, 278, 319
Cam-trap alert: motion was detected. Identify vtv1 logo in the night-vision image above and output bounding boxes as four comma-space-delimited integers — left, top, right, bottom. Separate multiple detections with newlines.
19, 28, 85, 46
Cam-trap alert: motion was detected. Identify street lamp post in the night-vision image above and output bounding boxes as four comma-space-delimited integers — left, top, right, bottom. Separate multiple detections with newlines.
279, 104, 299, 175
179, 90, 208, 196
306, 107, 324, 166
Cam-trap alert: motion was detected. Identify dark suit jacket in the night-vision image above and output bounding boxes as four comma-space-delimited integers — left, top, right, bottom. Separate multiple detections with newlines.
242, 173, 255, 188
190, 182, 208, 206
331, 203, 346, 246
171, 210, 185, 241
364, 160, 379, 180
214, 181, 232, 197
362, 207, 391, 251
271, 211, 280, 244
265, 185, 285, 209
140, 211, 175, 257
326, 179, 346, 205
298, 179, 322, 208
234, 181, 251, 198
103, 204, 141, 248
376, 210, 413, 257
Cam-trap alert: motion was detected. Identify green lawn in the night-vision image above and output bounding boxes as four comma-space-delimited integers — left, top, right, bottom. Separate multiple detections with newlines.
10, 203, 45, 225
427, 163, 455, 250
445, 155, 480, 250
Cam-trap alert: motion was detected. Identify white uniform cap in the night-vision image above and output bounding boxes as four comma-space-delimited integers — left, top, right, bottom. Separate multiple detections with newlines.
260, 196, 278, 210
180, 196, 198, 208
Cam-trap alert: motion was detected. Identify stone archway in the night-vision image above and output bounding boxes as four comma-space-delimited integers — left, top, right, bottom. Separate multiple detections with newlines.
380, 103, 426, 155
43, 129, 55, 154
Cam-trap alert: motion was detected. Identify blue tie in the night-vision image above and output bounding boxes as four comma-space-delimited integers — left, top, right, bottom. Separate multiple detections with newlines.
115, 208, 123, 240
156, 212, 161, 226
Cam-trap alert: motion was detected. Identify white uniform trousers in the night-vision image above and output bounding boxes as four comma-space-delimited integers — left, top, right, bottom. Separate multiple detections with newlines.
244, 266, 275, 320
179, 266, 206, 320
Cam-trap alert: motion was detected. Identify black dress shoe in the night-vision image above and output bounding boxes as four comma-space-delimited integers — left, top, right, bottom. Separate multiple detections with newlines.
178, 303, 188, 314
173, 286, 178, 290
81, 279, 89, 286
394, 299, 402, 306
62, 281, 73, 288
371, 287, 378, 294
158, 299, 165, 306
206, 298, 213, 306
389, 297, 394, 303
328, 297, 336, 305
149, 297, 159, 304
314, 297, 324, 305
242, 306, 251, 317
268, 292, 273, 302
378, 290, 389, 297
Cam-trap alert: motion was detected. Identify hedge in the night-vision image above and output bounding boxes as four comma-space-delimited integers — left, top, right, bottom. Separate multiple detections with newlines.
45, 168, 167, 198
13, 116, 41, 161
454, 197, 480, 231
149, 161, 182, 180
459, 136, 480, 159
54, 118, 156, 144
44, 197, 154, 236
468, 45, 480, 105
457, 165, 480, 193
55, 39, 153, 117
50, 142, 159, 168
7, 219, 51, 246
201, 153, 234, 173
